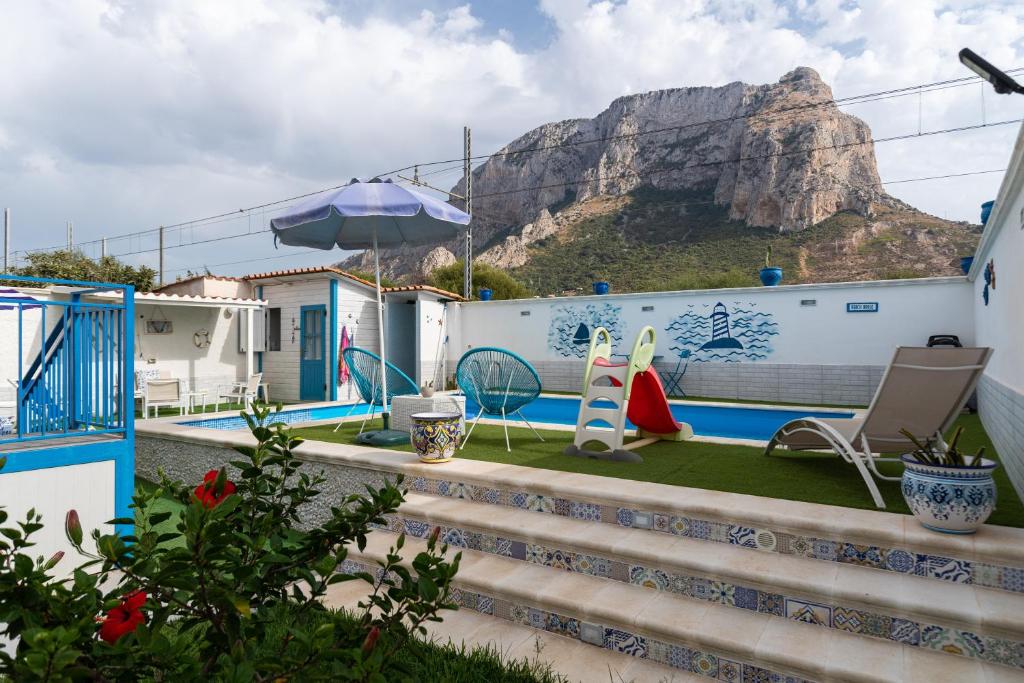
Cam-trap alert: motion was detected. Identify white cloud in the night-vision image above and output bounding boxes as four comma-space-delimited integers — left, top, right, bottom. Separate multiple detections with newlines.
0, 0, 1021, 276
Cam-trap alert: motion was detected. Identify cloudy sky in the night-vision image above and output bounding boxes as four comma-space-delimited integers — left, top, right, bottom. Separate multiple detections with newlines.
1, 0, 1022, 279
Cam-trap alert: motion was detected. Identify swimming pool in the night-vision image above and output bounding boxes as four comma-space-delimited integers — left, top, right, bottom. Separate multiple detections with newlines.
179, 396, 853, 442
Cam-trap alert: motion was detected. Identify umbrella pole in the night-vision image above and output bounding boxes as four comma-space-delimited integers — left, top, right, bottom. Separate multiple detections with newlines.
373, 229, 390, 430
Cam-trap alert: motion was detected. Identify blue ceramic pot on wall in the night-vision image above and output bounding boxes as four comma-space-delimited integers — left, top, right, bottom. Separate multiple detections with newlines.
478, 288, 493, 301
593, 281, 610, 295
981, 200, 995, 225
759, 267, 783, 286
410, 412, 462, 463
960, 256, 975, 275
900, 455, 997, 534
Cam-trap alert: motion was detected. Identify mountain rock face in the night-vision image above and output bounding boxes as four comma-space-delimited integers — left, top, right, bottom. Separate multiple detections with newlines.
341, 68, 934, 282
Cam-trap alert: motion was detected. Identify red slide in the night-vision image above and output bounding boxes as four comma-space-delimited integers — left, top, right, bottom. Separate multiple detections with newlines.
626, 367, 684, 436
594, 358, 682, 436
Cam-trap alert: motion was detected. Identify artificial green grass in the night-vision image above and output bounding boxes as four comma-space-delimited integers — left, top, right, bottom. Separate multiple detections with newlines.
294, 413, 1024, 528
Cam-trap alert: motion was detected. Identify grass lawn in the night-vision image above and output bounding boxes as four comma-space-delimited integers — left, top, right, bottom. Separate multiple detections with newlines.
294, 413, 1024, 528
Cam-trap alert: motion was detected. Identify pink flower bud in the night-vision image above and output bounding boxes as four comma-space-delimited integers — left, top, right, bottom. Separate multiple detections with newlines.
65, 510, 83, 547
361, 626, 380, 655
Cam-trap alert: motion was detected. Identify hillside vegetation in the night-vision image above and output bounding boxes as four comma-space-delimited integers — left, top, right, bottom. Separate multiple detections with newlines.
512, 188, 979, 295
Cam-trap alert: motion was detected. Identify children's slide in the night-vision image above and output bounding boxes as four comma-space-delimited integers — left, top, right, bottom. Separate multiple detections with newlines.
565, 326, 692, 462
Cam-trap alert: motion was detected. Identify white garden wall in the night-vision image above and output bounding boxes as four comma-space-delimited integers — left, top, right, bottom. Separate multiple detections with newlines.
971, 123, 1024, 500
451, 276, 974, 405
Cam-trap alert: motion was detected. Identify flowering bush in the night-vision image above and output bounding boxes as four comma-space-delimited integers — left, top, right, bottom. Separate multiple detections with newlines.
0, 401, 460, 681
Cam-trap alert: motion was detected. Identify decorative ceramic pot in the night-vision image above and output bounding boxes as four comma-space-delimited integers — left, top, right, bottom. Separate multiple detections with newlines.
759, 267, 783, 286
410, 412, 461, 463
900, 455, 998, 534
478, 288, 493, 301
593, 281, 610, 295
420, 385, 435, 398
980, 200, 995, 225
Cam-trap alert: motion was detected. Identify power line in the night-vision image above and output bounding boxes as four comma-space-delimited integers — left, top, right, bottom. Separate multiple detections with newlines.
378, 68, 1024, 175
13, 68, 1022, 261
469, 119, 1022, 202
161, 165, 1009, 278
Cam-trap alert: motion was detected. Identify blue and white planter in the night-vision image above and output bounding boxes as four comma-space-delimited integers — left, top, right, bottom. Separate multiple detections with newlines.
900, 455, 997, 534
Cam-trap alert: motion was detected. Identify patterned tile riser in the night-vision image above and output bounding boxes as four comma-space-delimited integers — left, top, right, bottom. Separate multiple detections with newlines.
340, 558, 815, 683
385, 513, 1024, 670
405, 475, 1024, 594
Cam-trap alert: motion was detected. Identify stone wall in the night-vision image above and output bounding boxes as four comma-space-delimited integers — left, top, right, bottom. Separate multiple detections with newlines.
977, 375, 1024, 502
136, 435, 399, 529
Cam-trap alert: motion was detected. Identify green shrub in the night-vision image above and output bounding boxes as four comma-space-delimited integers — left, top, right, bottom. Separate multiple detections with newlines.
0, 401, 460, 681
430, 260, 532, 300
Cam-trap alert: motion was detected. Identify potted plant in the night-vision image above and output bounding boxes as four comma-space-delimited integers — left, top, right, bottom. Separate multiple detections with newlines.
899, 426, 997, 534
759, 245, 783, 286
420, 381, 435, 398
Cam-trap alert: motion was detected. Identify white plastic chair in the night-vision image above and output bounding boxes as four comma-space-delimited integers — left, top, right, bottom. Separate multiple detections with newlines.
216, 373, 262, 411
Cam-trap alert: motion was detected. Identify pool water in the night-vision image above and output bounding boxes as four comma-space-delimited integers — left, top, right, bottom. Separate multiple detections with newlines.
180, 396, 852, 442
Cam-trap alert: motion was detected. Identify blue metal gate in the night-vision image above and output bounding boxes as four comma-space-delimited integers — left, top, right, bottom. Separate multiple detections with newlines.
299, 305, 326, 401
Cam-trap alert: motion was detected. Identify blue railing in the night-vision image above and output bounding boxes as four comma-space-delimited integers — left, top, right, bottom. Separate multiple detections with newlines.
0, 275, 134, 445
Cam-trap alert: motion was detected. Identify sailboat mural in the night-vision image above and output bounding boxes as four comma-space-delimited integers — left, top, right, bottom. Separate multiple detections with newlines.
668, 301, 778, 363
549, 303, 623, 358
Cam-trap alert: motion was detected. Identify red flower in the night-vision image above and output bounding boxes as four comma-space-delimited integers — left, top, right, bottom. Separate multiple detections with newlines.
194, 469, 237, 508
99, 591, 147, 644
362, 626, 380, 655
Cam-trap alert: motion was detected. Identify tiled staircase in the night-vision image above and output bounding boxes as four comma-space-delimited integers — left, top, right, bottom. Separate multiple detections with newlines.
340, 468, 1024, 682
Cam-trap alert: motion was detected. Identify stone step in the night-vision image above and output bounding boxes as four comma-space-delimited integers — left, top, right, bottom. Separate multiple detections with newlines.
396, 457, 1024, 599
387, 492, 1024, 662
349, 529, 1020, 683
323, 578, 697, 682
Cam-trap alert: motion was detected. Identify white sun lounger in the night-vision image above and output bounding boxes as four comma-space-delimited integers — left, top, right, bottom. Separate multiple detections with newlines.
764, 346, 992, 509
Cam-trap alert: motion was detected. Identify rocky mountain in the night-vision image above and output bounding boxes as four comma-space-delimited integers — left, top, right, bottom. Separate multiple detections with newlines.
340, 67, 979, 290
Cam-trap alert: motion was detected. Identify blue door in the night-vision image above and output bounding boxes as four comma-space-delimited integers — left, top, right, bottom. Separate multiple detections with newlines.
299, 305, 326, 401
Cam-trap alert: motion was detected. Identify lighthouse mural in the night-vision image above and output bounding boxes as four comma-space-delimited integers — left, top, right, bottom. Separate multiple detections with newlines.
699, 302, 744, 351
668, 301, 778, 363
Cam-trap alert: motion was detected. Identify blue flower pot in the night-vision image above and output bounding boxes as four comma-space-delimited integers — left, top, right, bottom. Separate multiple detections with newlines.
900, 455, 997, 534
981, 200, 995, 225
593, 281, 610, 295
410, 412, 462, 463
759, 267, 783, 287
478, 288, 493, 301
959, 256, 974, 275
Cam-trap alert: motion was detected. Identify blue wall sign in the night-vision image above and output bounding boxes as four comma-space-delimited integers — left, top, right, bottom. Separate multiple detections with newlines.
846, 302, 879, 313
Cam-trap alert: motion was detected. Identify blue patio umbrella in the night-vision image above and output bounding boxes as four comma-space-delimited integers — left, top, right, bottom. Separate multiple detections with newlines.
270, 177, 470, 443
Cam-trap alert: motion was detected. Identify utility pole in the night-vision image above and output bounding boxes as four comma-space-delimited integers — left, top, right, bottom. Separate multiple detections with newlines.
158, 226, 165, 287
462, 126, 472, 300
3, 208, 9, 272
101, 237, 107, 259
66, 221, 73, 251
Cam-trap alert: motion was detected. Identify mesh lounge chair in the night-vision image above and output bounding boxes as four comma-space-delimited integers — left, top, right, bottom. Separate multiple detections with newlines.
764, 346, 992, 509
457, 347, 543, 452
335, 347, 419, 433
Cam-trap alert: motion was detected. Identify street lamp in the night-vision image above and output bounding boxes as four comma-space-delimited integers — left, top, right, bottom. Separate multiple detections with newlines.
959, 48, 1024, 95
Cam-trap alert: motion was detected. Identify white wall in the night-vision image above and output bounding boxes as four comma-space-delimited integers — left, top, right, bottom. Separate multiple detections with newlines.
135, 303, 245, 393
453, 277, 974, 367
0, 460, 114, 571
970, 123, 1024, 499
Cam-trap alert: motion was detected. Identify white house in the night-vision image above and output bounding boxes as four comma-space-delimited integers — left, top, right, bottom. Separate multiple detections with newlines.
156, 267, 462, 403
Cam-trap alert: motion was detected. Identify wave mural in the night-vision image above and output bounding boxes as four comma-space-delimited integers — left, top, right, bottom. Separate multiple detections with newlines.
548, 303, 624, 358
666, 301, 779, 363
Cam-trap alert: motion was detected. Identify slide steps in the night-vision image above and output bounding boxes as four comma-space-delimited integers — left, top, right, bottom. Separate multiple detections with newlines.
347, 530, 1018, 683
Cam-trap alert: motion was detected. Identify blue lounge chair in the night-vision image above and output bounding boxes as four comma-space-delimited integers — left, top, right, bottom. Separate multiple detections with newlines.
456, 347, 543, 452
336, 347, 419, 433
